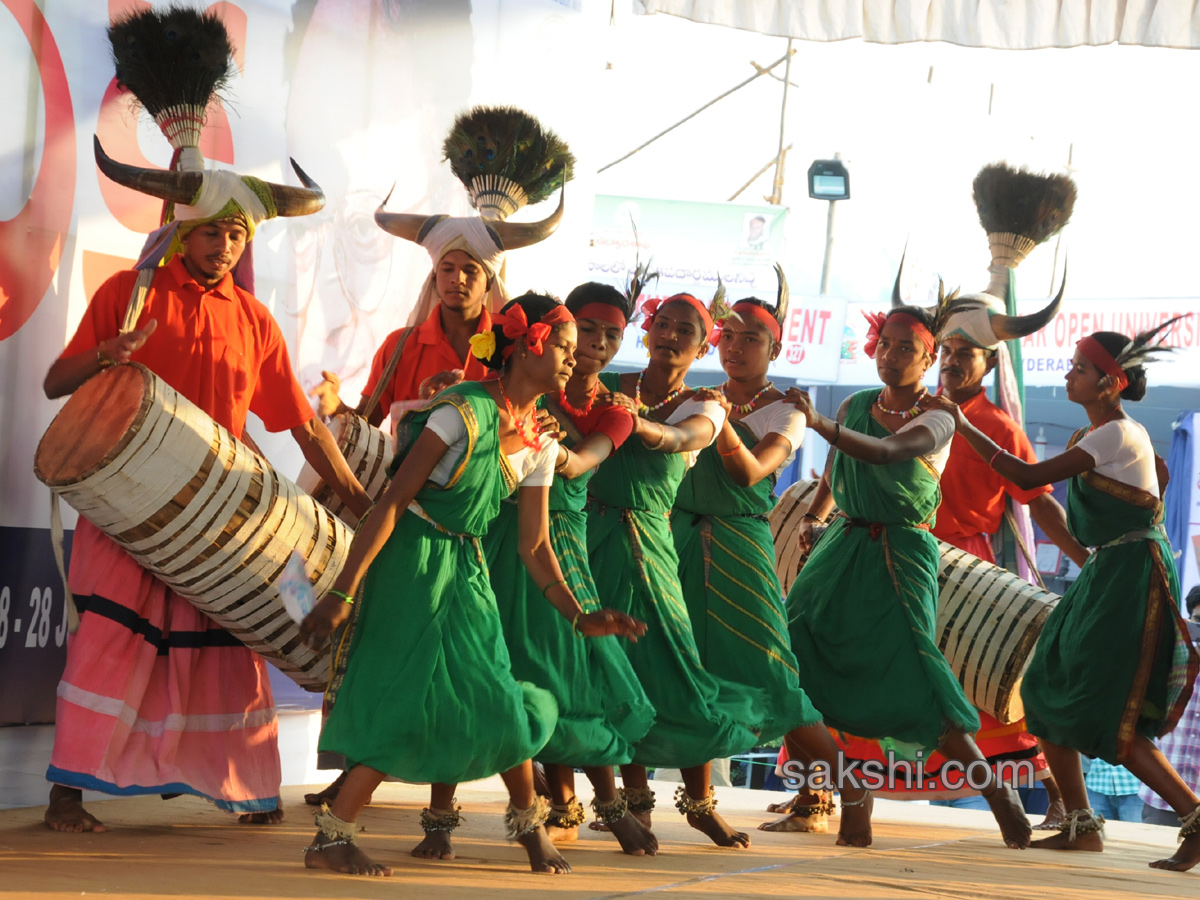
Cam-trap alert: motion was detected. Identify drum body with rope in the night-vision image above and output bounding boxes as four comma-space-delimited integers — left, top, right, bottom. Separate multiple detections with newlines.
34, 363, 348, 690
297, 413, 393, 527
770, 480, 1060, 723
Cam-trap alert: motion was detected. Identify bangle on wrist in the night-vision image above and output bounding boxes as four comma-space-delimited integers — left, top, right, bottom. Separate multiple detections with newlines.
571, 610, 586, 637
328, 589, 355, 605
542, 579, 567, 598
988, 448, 1005, 469
554, 450, 570, 474
829, 421, 841, 446
648, 424, 668, 451
800, 512, 825, 525
718, 439, 742, 457
97, 345, 115, 369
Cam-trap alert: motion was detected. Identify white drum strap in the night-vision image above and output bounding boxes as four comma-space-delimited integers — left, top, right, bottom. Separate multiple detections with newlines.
1003, 506, 1046, 590
49, 491, 78, 633
121, 268, 156, 334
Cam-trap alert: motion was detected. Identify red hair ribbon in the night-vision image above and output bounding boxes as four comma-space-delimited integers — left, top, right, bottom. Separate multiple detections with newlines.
640, 293, 714, 337
710, 301, 782, 346
862, 310, 935, 359
1077, 335, 1129, 392
493, 303, 575, 358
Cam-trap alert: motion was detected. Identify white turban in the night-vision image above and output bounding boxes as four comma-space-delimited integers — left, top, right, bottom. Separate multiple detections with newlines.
939, 293, 1004, 350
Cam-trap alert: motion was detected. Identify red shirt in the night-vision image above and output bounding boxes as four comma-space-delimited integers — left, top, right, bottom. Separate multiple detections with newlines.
931, 389, 1050, 544
61, 256, 313, 439
360, 305, 494, 409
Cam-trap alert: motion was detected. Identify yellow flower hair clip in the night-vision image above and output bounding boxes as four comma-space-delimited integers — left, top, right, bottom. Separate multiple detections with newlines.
469, 330, 496, 360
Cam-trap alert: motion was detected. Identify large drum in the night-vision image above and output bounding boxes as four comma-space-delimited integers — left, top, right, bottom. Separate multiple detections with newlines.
297, 413, 393, 527
34, 363, 349, 690
770, 480, 1059, 723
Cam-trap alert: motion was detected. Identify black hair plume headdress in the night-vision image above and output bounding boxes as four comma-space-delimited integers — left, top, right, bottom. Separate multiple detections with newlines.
1115, 315, 1191, 370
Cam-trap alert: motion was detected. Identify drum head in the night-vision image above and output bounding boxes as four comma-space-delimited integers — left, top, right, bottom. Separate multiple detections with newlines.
35, 363, 151, 486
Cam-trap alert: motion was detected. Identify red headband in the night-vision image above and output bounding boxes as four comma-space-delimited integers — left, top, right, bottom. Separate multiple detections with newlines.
641, 293, 714, 337
574, 301, 627, 331
493, 304, 575, 359
1077, 335, 1129, 392
862, 310, 935, 359
709, 301, 782, 346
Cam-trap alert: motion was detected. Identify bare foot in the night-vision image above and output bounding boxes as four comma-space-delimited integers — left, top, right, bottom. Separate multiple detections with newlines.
1033, 798, 1067, 831
983, 784, 1032, 849
45, 785, 108, 833
1149, 830, 1200, 871
516, 824, 571, 874
759, 791, 831, 834
1029, 830, 1103, 852
836, 791, 872, 848
411, 830, 455, 860
304, 773, 346, 807
765, 795, 796, 814
607, 811, 658, 856
544, 822, 578, 844
686, 810, 750, 848
304, 832, 392, 876
238, 805, 283, 825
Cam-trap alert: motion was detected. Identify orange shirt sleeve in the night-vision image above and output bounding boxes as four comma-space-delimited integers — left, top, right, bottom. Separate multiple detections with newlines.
245, 307, 314, 433
360, 328, 407, 412
60, 270, 140, 360
998, 420, 1053, 505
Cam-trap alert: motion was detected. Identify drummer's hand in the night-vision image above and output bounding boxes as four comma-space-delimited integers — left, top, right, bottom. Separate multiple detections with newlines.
299, 593, 353, 650
309, 371, 345, 419
419, 368, 463, 399
535, 408, 566, 442
783, 386, 817, 423
795, 520, 815, 558
919, 392, 967, 429
98, 319, 158, 365
576, 609, 647, 642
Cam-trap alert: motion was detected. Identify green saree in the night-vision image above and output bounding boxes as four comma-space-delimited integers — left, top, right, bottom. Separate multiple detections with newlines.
319, 382, 558, 784
672, 419, 820, 737
1022, 427, 1198, 764
787, 389, 980, 755
586, 373, 767, 769
483, 402, 655, 768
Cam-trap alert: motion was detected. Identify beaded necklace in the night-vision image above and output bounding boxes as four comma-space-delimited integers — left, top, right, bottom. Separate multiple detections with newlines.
558, 381, 599, 418
635, 370, 685, 415
497, 378, 542, 450
875, 388, 926, 420
722, 381, 774, 415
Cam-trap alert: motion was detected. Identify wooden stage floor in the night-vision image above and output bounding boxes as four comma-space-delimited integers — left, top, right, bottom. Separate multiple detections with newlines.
0, 778, 1192, 899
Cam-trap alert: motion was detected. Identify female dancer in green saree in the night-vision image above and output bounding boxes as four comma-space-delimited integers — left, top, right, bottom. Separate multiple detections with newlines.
670, 277, 847, 838
784, 306, 1032, 850
299, 294, 645, 877
482, 283, 658, 857
588, 291, 872, 848
929, 323, 1200, 872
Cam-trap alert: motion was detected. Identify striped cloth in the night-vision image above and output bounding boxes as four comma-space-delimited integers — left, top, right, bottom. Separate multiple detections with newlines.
1139, 668, 1200, 811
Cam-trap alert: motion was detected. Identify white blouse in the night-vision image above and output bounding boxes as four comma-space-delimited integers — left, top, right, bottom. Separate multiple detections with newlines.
1074, 418, 1158, 494
425, 404, 558, 488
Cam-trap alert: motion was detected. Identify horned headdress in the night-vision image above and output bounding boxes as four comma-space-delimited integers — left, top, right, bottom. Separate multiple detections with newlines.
96, 8, 325, 295
375, 106, 575, 327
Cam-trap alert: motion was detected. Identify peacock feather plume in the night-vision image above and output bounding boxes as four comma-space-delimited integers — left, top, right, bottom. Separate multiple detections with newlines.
443, 106, 575, 219
973, 163, 1076, 244
109, 7, 234, 117
709, 274, 740, 323
625, 219, 659, 319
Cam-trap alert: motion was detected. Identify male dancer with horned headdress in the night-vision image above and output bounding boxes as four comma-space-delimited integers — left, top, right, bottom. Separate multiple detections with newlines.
41, 8, 367, 832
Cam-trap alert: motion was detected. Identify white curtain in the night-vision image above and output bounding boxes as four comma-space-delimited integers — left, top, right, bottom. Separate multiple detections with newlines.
638, 1, 1200, 50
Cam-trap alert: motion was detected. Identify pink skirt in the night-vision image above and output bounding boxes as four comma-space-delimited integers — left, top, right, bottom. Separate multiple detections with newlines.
47, 521, 281, 813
